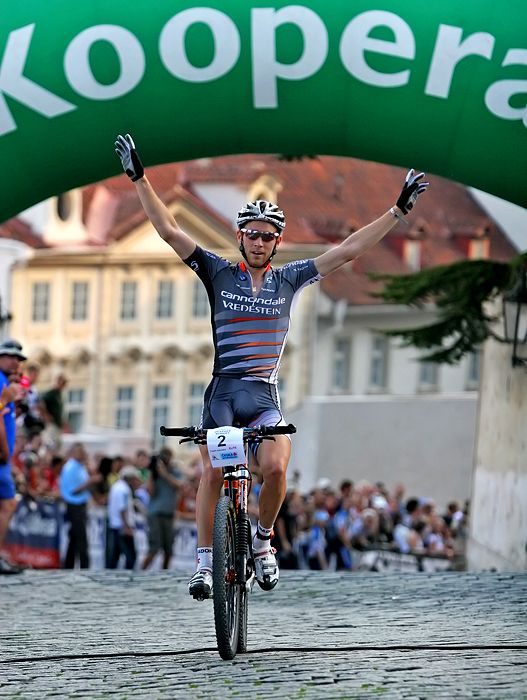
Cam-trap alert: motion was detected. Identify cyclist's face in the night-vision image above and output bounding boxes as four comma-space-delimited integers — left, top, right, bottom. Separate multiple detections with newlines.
237, 220, 281, 267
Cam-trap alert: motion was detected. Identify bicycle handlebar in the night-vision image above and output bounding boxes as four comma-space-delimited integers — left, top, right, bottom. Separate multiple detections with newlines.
259, 423, 297, 436
159, 426, 197, 437
159, 423, 297, 439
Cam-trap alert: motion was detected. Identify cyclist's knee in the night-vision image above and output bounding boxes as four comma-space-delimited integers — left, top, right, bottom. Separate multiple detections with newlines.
260, 460, 287, 484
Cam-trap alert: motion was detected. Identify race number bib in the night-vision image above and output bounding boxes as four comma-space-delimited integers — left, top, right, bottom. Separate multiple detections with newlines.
206, 426, 245, 468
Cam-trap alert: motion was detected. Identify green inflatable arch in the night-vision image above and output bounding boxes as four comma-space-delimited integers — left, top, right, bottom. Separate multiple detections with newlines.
1, 0, 526, 223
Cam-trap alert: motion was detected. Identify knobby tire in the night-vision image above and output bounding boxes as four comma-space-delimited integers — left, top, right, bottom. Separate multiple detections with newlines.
213, 496, 240, 660
237, 575, 248, 653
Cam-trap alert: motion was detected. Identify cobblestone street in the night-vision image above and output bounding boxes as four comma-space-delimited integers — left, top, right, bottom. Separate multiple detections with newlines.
1, 571, 526, 698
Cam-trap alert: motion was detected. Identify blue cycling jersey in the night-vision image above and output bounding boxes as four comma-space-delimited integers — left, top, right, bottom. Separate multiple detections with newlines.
184, 246, 321, 384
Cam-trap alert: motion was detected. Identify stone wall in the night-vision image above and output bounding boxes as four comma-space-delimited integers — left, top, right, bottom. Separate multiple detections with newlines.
288, 393, 478, 509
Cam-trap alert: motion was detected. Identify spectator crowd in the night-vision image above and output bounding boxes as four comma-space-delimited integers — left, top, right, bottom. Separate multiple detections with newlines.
1, 339, 468, 574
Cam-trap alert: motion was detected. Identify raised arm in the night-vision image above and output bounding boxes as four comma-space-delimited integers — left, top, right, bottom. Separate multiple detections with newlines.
314, 169, 429, 278
115, 134, 196, 260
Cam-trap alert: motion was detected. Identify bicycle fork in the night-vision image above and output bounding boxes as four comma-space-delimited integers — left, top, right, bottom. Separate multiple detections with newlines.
224, 465, 255, 593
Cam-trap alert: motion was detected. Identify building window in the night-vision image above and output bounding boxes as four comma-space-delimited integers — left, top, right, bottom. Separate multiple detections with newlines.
469, 239, 490, 260
369, 335, 389, 390
151, 384, 171, 450
404, 240, 421, 271
156, 280, 174, 319
66, 388, 85, 433
56, 193, 72, 221
332, 337, 351, 392
120, 281, 137, 320
115, 386, 134, 429
32, 282, 50, 322
467, 349, 481, 389
418, 361, 438, 391
71, 282, 89, 321
188, 382, 205, 425
192, 280, 209, 318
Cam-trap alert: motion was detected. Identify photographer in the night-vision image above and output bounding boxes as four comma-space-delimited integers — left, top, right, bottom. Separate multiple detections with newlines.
141, 447, 182, 570
19, 361, 44, 437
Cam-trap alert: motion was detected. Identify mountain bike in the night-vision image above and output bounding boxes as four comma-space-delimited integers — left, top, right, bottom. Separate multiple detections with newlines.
160, 422, 296, 660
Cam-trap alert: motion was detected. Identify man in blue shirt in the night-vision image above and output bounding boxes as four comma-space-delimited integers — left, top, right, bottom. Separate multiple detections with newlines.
0, 339, 26, 575
59, 442, 101, 569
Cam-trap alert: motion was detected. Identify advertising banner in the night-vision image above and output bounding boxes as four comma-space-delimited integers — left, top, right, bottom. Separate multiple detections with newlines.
0, 1, 525, 223
1, 498, 62, 568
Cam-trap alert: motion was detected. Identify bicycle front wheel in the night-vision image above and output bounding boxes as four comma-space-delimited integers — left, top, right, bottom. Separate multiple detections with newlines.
237, 522, 252, 654
237, 587, 248, 653
213, 495, 241, 660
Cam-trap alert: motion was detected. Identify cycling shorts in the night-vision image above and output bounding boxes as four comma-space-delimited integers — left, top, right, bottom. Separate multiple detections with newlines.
200, 377, 287, 455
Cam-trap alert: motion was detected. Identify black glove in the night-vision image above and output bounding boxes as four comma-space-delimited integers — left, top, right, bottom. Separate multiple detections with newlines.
396, 169, 429, 214
115, 133, 144, 182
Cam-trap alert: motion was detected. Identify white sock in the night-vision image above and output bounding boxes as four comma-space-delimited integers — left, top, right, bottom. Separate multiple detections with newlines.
197, 547, 212, 572
253, 522, 273, 553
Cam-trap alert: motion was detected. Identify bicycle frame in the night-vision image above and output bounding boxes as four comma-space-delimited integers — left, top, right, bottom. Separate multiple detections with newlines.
222, 457, 253, 587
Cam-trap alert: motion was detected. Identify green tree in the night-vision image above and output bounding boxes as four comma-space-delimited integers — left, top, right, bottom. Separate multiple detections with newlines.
370, 253, 527, 365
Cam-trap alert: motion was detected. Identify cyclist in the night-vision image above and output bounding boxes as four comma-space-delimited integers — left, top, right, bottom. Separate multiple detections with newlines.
115, 134, 429, 598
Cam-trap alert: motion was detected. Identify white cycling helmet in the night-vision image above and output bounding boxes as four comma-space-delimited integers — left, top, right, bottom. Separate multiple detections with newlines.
236, 200, 286, 232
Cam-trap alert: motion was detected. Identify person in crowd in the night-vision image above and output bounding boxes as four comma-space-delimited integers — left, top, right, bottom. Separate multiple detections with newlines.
91, 455, 115, 567
107, 465, 143, 570
59, 442, 101, 569
326, 492, 354, 570
40, 373, 68, 449
24, 436, 48, 499
388, 482, 406, 520
443, 500, 465, 535
132, 450, 153, 508
350, 508, 381, 551
19, 432, 42, 473
393, 496, 422, 553
402, 497, 422, 527
134, 449, 152, 481
107, 455, 125, 488
424, 514, 455, 558
141, 447, 182, 570
176, 473, 199, 523
0, 340, 27, 574
91, 456, 113, 507
41, 454, 64, 500
336, 479, 353, 509
305, 488, 330, 570
19, 361, 44, 437
369, 490, 394, 544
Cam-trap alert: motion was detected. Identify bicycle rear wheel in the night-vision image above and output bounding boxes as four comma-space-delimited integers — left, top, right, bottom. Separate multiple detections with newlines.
213, 495, 241, 660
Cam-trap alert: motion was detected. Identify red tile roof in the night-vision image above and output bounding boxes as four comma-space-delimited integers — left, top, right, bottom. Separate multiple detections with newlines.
0, 218, 47, 249
4, 154, 518, 305
92, 154, 516, 304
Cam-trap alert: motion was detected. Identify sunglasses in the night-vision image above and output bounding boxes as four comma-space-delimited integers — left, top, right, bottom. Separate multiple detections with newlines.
240, 228, 280, 242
